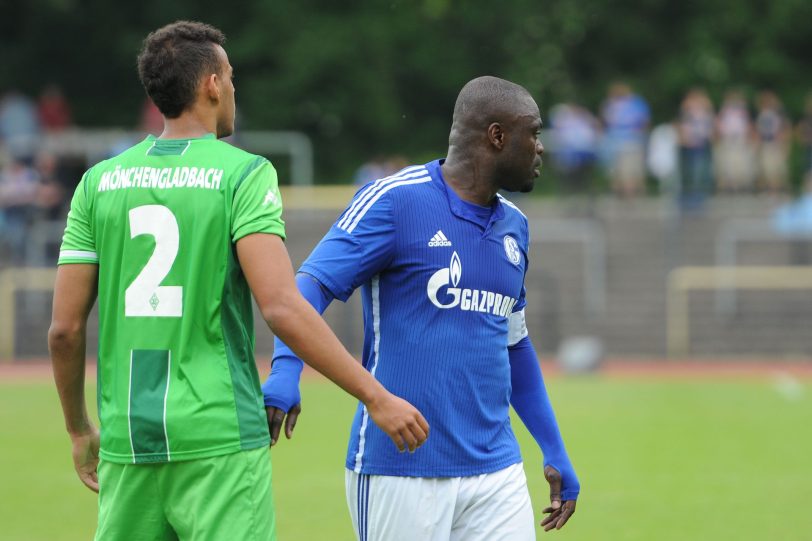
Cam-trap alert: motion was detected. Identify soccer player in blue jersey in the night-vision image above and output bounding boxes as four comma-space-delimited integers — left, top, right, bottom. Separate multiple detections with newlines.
264, 76, 579, 540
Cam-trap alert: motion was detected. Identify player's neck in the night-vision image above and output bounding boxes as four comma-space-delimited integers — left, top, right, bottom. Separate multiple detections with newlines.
159, 109, 217, 140
441, 157, 498, 207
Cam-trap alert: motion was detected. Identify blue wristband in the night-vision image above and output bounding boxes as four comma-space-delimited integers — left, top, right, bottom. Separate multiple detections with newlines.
509, 337, 580, 500
262, 273, 335, 411
262, 356, 303, 410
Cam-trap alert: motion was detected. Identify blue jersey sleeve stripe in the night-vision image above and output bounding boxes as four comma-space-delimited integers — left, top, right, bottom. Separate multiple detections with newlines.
338, 166, 425, 229
344, 176, 432, 233
338, 167, 427, 230
338, 167, 428, 230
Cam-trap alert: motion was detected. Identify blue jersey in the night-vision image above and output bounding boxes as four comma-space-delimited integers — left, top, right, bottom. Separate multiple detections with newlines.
300, 160, 530, 477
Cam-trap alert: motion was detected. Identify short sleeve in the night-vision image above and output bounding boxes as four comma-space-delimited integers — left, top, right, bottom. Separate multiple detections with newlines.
58, 175, 98, 265
299, 187, 396, 302
231, 158, 286, 242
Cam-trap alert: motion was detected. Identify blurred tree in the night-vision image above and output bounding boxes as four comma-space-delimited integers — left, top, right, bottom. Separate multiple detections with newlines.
1, 0, 810, 181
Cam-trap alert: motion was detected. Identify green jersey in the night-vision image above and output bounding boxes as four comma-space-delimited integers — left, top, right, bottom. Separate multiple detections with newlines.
59, 134, 284, 464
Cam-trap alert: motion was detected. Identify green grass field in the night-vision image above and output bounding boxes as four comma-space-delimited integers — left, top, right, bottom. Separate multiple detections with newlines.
1, 373, 811, 540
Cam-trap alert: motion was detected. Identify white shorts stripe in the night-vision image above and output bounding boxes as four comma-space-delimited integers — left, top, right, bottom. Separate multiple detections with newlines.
356, 474, 362, 540
360, 474, 370, 541
357, 474, 363, 541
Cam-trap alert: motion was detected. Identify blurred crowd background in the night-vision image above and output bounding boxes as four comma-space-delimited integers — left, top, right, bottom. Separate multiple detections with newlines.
3, 81, 812, 260
2, 0, 812, 360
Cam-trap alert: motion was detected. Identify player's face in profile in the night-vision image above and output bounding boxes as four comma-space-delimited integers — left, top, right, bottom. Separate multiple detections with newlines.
214, 45, 236, 138
500, 99, 543, 193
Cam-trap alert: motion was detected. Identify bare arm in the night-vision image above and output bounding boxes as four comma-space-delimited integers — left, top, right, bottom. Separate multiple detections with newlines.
236, 233, 429, 451
48, 263, 100, 492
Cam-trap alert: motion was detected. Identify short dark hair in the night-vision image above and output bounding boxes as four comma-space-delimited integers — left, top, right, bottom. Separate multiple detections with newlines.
448, 76, 534, 147
452, 76, 531, 125
137, 21, 226, 118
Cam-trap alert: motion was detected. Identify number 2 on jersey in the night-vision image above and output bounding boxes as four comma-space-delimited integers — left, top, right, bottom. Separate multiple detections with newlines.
125, 205, 183, 317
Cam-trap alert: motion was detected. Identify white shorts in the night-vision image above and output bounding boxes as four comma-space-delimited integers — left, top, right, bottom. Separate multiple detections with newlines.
345, 463, 535, 541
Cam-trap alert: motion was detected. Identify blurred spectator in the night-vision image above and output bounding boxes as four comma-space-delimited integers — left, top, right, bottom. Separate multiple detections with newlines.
37, 84, 73, 132
600, 82, 650, 198
33, 151, 66, 220
647, 122, 679, 195
714, 90, 755, 193
549, 103, 600, 200
0, 158, 39, 263
0, 91, 41, 162
677, 88, 714, 209
796, 92, 812, 178
773, 174, 812, 263
139, 97, 164, 135
775, 174, 812, 232
755, 90, 791, 194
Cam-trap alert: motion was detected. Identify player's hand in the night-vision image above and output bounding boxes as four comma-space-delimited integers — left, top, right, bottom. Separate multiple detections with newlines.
365, 392, 429, 453
266, 403, 301, 446
70, 426, 100, 493
540, 465, 576, 531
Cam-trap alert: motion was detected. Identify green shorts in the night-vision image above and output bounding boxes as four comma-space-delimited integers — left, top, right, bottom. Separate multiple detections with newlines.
95, 447, 275, 541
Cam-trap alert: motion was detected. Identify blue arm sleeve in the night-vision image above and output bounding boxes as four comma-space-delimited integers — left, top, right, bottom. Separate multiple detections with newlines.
262, 184, 394, 409
509, 336, 580, 500
262, 272, 335, 411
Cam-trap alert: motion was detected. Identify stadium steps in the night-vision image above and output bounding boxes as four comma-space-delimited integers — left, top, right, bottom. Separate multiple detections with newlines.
11, 196, 812, 359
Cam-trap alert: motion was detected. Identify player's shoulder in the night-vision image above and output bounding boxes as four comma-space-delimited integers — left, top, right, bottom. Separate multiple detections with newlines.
349, 163, 435, 207
497, 193, 528, 223
209, 138, 259, 159
209, 139, 271, 169
354, 164, 433, 197
337, 164, 433, 232
497, 194, 530, 245
207, 140, 275, 190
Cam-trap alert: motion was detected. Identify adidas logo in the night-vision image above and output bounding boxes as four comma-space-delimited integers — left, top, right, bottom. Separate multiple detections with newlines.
428, 230, 452, 247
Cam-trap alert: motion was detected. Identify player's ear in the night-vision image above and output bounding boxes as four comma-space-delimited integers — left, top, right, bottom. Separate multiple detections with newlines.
488, 122, 505, 150
203, 73, 220, 103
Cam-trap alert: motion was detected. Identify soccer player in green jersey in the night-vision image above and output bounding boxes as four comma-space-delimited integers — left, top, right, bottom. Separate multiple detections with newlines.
48, 21, 429, 541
